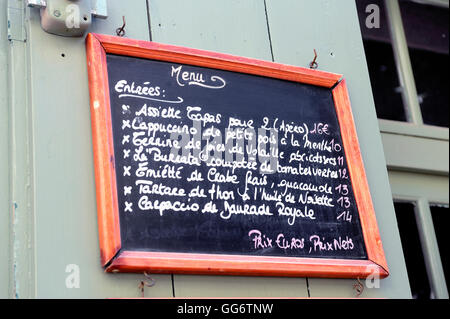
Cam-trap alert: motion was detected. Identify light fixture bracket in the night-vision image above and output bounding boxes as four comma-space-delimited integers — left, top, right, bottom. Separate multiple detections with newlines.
26, 0, 107, 37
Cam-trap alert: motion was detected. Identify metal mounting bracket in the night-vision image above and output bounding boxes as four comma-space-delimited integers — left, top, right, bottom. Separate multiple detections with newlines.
26, 0, 107, 37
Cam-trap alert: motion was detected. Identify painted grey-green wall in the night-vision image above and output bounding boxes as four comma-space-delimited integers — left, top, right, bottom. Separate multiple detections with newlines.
148, 0, 412, 298
3, 0, 414, 298
0, 0, 11, 299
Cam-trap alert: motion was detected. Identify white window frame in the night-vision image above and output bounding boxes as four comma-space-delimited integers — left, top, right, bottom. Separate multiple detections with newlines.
380, 0, 449, 299
394, 196, 449, 299
384, 0, 449, 126
388, 169, 449, 299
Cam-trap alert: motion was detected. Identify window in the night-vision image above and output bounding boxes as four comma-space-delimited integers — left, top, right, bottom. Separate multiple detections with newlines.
357, 0, 407, 122
395, 201, 449, 299
363, 40, 406, 121
408, 48, 449, 127
430, 205, 450, 287
395, 202, 432, 299
357, 0, 449, 299
357, 0, 449, 127
400, 0, 449, 127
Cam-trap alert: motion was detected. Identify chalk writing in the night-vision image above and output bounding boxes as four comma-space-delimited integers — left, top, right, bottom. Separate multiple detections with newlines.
106, 54, 366, 259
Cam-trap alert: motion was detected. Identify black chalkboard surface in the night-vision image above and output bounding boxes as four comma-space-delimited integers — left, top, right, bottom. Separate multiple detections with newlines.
106, 54, 367, 260
87, 33, 388, 278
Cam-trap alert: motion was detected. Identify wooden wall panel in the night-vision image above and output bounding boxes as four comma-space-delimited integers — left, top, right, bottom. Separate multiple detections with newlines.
148, 0, 308, 298
16, 0, 415, 298
148, 0, 273, 61
381, 133, 449, 175
265, 0, 411, 298
0, 0, 10, 299
26, 0, 173, 298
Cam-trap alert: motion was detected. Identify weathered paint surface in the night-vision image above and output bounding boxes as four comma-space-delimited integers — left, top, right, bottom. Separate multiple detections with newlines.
148, 0, 411, 298
0, 0, 11, 299
25, 0, 172, 298
0, 0, 423, 298
264, 0, 411, 298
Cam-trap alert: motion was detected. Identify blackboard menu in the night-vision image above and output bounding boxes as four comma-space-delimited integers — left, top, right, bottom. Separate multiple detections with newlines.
87, 34, 389, 278
105, 54, 367, 260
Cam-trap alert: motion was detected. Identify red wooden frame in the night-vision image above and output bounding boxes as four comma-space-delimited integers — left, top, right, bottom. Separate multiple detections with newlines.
85, 33, 389, 279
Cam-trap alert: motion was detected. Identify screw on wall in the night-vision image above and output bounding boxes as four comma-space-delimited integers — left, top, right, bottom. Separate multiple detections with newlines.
138, 272, 156, 297
309, 49, 318, 69
116, 16, 126, 37
353, 278, 364, 298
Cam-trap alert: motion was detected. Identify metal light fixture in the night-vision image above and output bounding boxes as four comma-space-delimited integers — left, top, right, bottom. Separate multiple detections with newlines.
26, 0, 108, 37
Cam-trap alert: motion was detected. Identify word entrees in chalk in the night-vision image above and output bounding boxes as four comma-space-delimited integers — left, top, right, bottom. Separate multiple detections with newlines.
115, 80, 161, 97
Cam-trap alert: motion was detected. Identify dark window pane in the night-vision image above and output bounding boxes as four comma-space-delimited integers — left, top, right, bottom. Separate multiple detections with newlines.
399, 0, 449, 55
400, 0, 449, 127
430, 205, 449, 291
358, 0, 449, 127
409, 48, 449, 128
363, 40, 406, 121
395, 202, 431, 299
356, 0, 407, 122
